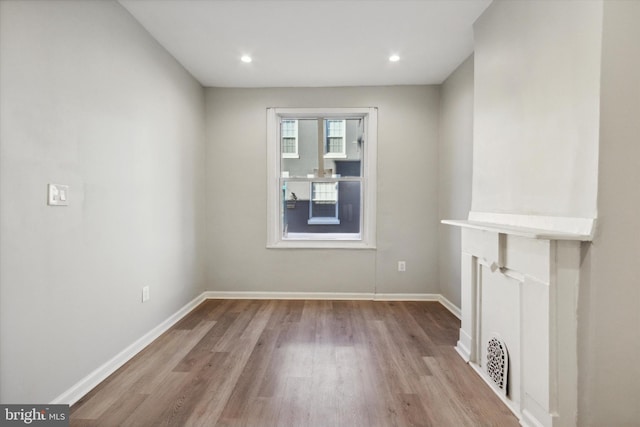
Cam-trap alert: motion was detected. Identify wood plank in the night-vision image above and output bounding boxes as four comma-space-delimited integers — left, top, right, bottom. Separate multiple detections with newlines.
183, 301, 275, 426
71, 318, 215, 420
70, 300, 520, 427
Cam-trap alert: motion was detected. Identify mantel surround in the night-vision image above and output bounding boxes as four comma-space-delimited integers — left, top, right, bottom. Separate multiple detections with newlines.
443, 212, 594, 427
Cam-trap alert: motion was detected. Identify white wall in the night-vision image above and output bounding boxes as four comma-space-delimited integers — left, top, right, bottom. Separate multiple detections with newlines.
205, 86, 440, 295
578, 1, 640, 424
0, 0, 206, 403
438, 55, 474, 307
473, 0, 602, 219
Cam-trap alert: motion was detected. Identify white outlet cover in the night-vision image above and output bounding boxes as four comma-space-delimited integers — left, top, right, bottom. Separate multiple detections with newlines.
48, 184, 69, 206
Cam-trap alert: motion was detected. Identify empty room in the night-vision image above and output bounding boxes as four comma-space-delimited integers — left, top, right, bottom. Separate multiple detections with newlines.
1, 0, 638, 426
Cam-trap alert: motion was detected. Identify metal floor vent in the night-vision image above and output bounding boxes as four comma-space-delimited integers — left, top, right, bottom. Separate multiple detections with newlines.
486, 335, 509, 395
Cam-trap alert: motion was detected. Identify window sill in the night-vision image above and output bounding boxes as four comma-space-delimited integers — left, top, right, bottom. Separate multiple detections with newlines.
268, 235, 375, 249
282, 154, 299, 159
323, 154, 347, 159
307, 218, 340, 225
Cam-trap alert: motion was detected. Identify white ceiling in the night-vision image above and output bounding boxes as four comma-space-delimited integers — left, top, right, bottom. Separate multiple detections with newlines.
119, 0, 491, 88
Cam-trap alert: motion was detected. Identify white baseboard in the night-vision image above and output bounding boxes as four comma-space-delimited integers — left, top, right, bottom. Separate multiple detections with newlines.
469, 362, 523, 424
50, 292, 207, 406
521, 409, 548, 427
205, 291, 460, 318
203, 291, 376, 300
205, 290, 455, 304
437, 295, 461, 319
373, 293, 440, 301
54, 290, 460, 406
455, 341, 471, 362
456, 328, 472, 362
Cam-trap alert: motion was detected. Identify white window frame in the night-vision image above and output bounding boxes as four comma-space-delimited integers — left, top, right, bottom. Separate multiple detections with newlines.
324, 119, 347, 159
281, 119, 299, 159
266, 107, 377, 249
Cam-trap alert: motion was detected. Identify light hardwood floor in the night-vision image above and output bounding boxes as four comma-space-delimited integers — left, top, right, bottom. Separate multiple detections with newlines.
70, 299, 519, 426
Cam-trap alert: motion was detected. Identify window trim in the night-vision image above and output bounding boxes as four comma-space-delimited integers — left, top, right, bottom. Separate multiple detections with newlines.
266, 107, 377, 249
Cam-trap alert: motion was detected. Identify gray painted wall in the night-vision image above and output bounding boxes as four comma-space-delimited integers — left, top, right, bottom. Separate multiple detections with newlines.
437, 55, 474, 308
473, 0, 602, 219
0, 0, 206, 403
578, 1, 640, 424
205, 86, 440, 295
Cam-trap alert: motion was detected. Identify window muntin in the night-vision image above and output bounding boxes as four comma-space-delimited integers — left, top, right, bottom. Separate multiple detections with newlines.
267, 108, 377, 249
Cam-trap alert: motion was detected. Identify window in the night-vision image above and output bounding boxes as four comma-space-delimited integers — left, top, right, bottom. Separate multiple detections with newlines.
281, 119, 298, 158
267, 108, 377, 249
309, 182, 339, 225
325, 119, 346, 158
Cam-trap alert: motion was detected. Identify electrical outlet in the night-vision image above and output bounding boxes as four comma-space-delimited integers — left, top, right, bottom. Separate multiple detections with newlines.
47, 184, 69, 206
142, 286, 150, 302
398, 261, 406, 272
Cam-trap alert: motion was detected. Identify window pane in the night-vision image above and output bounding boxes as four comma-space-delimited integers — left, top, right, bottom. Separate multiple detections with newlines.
283, 180, 360, 236
324, 119, 362, 177
327, 137, 343, 153
281, 120, 297, 155
281, 119, 319, 177
310, 182, 338, 224
282, 137, 296, 153
312, 182, 338, 204
325, 120, 345, 155
281, 120, 296, 137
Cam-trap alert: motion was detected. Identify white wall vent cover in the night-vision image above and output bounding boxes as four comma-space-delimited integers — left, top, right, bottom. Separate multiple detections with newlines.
486, 335, 509, 396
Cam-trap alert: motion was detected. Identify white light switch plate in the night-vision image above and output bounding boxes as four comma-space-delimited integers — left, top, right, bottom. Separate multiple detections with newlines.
48, 184, 69, 206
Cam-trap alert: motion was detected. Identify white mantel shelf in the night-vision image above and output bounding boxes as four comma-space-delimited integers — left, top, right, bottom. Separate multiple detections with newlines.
441, 219, 592, 241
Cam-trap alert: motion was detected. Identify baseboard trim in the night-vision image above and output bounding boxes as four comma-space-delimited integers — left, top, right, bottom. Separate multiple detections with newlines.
456, 329, 473, 362
204, 291, 460, 318
469, 362, 523, 423
203, 291, 376, 300
373, 293, 440, 301
437, 295, 461, 319
53, 290, 460, 406
521, 409, 547, 427
50, 292, 207, 406
455, 343, 471, 362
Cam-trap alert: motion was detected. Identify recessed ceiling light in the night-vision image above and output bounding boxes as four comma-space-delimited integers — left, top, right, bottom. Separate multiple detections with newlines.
389, 54, 400, 62
241, 55, 252, 63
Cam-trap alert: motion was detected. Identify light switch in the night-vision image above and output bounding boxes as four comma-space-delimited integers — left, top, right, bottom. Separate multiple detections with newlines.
48, 184, 69, 206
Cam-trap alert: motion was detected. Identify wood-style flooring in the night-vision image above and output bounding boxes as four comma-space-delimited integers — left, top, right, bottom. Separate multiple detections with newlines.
70, 299, 519, 426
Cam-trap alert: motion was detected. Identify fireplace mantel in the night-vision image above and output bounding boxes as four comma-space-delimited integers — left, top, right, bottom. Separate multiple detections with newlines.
443, 212, 594, 427
441, 219, 592, 241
